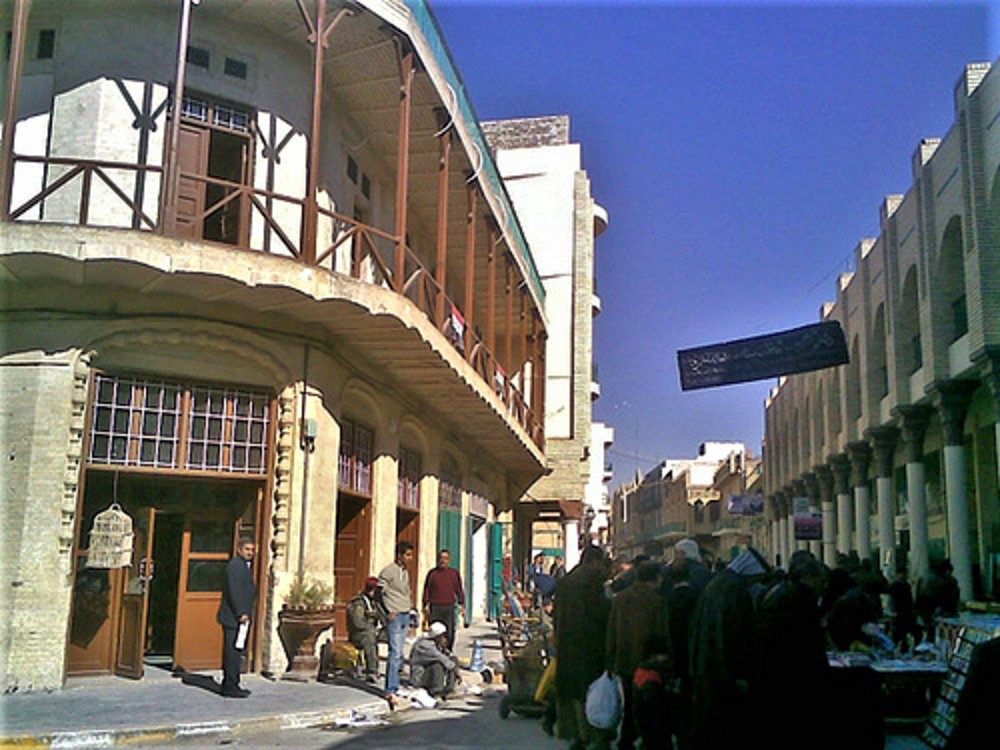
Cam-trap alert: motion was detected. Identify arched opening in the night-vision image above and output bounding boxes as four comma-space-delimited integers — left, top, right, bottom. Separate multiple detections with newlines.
869, 303, 889, 406
937, 216, 967, 344
829, 364, 843, 437
847, 335, 862, 422
898, 265, 921, 375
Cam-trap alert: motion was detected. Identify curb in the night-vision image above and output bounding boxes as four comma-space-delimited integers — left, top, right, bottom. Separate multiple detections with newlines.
0, 698, 392, 748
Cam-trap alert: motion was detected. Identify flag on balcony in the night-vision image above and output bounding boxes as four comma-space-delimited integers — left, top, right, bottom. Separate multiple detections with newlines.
448, 304, 465, 353
676, 320, 848, 390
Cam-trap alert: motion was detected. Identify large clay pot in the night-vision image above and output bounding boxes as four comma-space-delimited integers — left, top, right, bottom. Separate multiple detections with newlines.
277, 606, 336, 680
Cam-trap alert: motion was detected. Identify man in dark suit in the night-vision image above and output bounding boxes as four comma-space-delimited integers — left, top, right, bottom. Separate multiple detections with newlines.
218, 537, 256, 698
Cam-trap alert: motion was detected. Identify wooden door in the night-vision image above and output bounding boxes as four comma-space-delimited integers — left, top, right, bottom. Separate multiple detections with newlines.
174, 122, 210, 239
66, 562, 121, 676
334, 495, 371, 637
115, 507, 156, 679
172, 514, 234, 671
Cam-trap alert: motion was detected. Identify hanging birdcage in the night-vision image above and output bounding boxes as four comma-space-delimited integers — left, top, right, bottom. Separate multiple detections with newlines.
86, 503, 134, 569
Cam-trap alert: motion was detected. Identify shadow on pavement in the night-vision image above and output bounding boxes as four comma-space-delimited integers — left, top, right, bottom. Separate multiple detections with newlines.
179, 672, 222, 695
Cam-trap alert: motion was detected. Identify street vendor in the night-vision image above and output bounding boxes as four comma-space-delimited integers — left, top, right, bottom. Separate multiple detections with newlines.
410, 621, 462, 698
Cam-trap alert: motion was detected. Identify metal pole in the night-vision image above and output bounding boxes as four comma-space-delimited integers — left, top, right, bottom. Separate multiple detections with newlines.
160, 0, 194, 234
0, 0, 32, 221
300, 0, 326, 265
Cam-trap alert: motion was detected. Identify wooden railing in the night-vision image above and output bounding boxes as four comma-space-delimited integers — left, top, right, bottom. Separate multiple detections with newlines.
7, 154, 542, 448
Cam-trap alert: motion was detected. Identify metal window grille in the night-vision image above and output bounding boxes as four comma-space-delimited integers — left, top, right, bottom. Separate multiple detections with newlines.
181, 96, 208, 122
398, 446, 421, 509
439, 455, 462, 511
87, 374, 269, 475
89, 375, 180, 468
213, 103, 250, 132
338, 418, 373, 496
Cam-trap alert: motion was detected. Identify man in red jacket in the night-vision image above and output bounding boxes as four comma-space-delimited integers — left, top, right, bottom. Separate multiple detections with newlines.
422, 549, 465, 650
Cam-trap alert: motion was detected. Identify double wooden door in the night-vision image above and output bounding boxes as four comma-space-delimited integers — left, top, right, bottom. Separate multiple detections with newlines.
333, 494, 372, 638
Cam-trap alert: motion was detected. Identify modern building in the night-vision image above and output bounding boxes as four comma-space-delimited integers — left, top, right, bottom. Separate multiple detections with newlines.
0, 0, 558, 691
763, 61, 999, 603
481, 116, 608, 574
584, 421, 615, 547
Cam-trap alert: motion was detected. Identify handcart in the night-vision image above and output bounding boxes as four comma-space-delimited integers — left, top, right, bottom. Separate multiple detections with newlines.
498, 615, 549, 719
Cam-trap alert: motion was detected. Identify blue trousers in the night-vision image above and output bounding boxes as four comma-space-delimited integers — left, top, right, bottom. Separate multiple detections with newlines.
385, 612, 409, 694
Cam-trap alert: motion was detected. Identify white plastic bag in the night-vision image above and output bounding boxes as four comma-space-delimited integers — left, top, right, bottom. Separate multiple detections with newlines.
585, 670, 623, 729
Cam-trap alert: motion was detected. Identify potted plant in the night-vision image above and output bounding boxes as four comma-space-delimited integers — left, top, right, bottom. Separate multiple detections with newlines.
277, 573, 336, 680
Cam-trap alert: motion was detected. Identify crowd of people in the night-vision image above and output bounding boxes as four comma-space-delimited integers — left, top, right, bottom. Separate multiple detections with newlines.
539, 541, 961, 750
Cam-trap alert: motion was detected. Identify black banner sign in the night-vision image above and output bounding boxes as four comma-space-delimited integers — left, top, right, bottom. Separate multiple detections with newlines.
677, 320, 848, 391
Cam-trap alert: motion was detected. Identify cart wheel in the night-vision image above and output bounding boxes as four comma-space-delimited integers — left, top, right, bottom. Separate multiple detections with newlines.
499, 695, 511, 719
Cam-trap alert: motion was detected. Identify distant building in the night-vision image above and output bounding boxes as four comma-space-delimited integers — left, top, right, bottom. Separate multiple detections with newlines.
764, 62, 999, 602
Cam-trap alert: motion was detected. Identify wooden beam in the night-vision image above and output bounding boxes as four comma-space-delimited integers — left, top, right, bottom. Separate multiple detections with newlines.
434, 130, 451, 327
158, 0, 193, 234
393, 40, 415, 292
463, 185, 477, 359
504, 256, 514, 373
485, 226, 498, 373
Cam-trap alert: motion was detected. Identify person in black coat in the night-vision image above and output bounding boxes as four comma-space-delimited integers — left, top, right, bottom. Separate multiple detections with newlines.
217, 537, 257, 698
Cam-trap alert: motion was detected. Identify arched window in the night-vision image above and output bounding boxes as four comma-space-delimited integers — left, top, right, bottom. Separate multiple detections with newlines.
870, 304, 888, 403
847, 336, 862, 421
899, 266, 921, 374
938, 217, 967, 344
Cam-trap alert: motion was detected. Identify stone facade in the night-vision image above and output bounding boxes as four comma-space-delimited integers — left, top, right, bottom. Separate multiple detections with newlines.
764, 61, 1000, 602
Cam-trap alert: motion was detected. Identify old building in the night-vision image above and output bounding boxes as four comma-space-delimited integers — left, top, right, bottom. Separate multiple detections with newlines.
0, 0, 557, 691
482, 116, 608, 573
764, 61, 999, 603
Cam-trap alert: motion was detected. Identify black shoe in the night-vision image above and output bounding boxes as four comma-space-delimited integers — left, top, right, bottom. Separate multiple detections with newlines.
221, 686, 250, 698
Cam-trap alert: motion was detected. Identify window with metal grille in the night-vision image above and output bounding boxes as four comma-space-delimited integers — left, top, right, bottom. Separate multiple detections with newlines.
439, 455, 462, 511
187, 386, 269, 472
37, 29, 55, 59
398, 446, 422, 510
187, 45, 210, 69
89, 375, 181, 468
338, 417, 373, 496
87, 374, 270, 475
224, 57, 248, 80
347, 156, 358, 184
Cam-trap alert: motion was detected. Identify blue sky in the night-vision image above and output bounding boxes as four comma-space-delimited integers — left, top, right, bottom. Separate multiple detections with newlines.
431, 0, 994, 487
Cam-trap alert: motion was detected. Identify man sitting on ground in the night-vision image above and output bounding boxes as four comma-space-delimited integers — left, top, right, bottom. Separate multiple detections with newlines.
410, 621, 462, 698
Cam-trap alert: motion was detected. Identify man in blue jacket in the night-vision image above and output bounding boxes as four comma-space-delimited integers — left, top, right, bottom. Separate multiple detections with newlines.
217, 537, 257, 698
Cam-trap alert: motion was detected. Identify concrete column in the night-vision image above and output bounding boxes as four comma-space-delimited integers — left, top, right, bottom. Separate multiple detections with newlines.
867, 426, 900, 579
563, 519, 580, 571
804, 472, 822, 558
896, 405, 932, 580
935, 381, 977, 602
830, 453, 852, 555
815, 465, 836, 567
770, 518, 781, 566
791, 479, 808, 553
786, 492, 798, 555
848, 442, 872, 562
776, 494, 789, 569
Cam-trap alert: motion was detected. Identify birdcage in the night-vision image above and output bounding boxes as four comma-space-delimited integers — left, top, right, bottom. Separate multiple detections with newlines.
86, 503, 134, 568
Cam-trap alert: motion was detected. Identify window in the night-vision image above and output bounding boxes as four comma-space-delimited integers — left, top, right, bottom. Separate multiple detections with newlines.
439, 456, 462, 511
187, 45, 210, 69
398, 446, 422, 510
951, 295, 968, 342
347, 156, 359, 184
911, 333, 923, 373
361, 173, 371, 200
338, 418, 374, 496
224, 57, 248, 80
87, 373, 270, 474
36, 29, 54, 59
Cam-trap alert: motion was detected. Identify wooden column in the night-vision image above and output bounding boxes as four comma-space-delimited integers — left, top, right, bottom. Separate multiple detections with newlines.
463, 184, 478, 360
504, 257, 514, 373
299, 2, 353, 264
159, 0, 195, 233
434, 129, 451, 327
518, 288, 529, 390
485, 226, 498, 375
393, 41, 415, 292
0, 0, 31, 221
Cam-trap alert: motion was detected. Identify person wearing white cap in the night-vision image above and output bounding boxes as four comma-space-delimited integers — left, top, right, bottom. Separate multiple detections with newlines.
409, 620, 462, 697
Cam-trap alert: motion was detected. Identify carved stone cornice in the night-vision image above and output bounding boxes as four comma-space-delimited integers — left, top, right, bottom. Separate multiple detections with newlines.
828, 453, 851, 496
847, 441, 872, 487
893, 404, 933, 463
865, 425, 900, 478
931, 379, 979, 446
814, 464, 833, 504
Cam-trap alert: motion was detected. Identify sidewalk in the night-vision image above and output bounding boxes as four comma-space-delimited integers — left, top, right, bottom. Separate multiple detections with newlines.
0, 619, 504, 747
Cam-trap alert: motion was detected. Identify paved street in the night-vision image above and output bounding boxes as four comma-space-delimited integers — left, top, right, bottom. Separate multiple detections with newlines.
133, 689, 561, 749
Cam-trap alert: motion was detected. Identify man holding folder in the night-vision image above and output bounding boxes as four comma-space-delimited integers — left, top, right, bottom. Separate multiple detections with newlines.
218, 536, 257, 698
